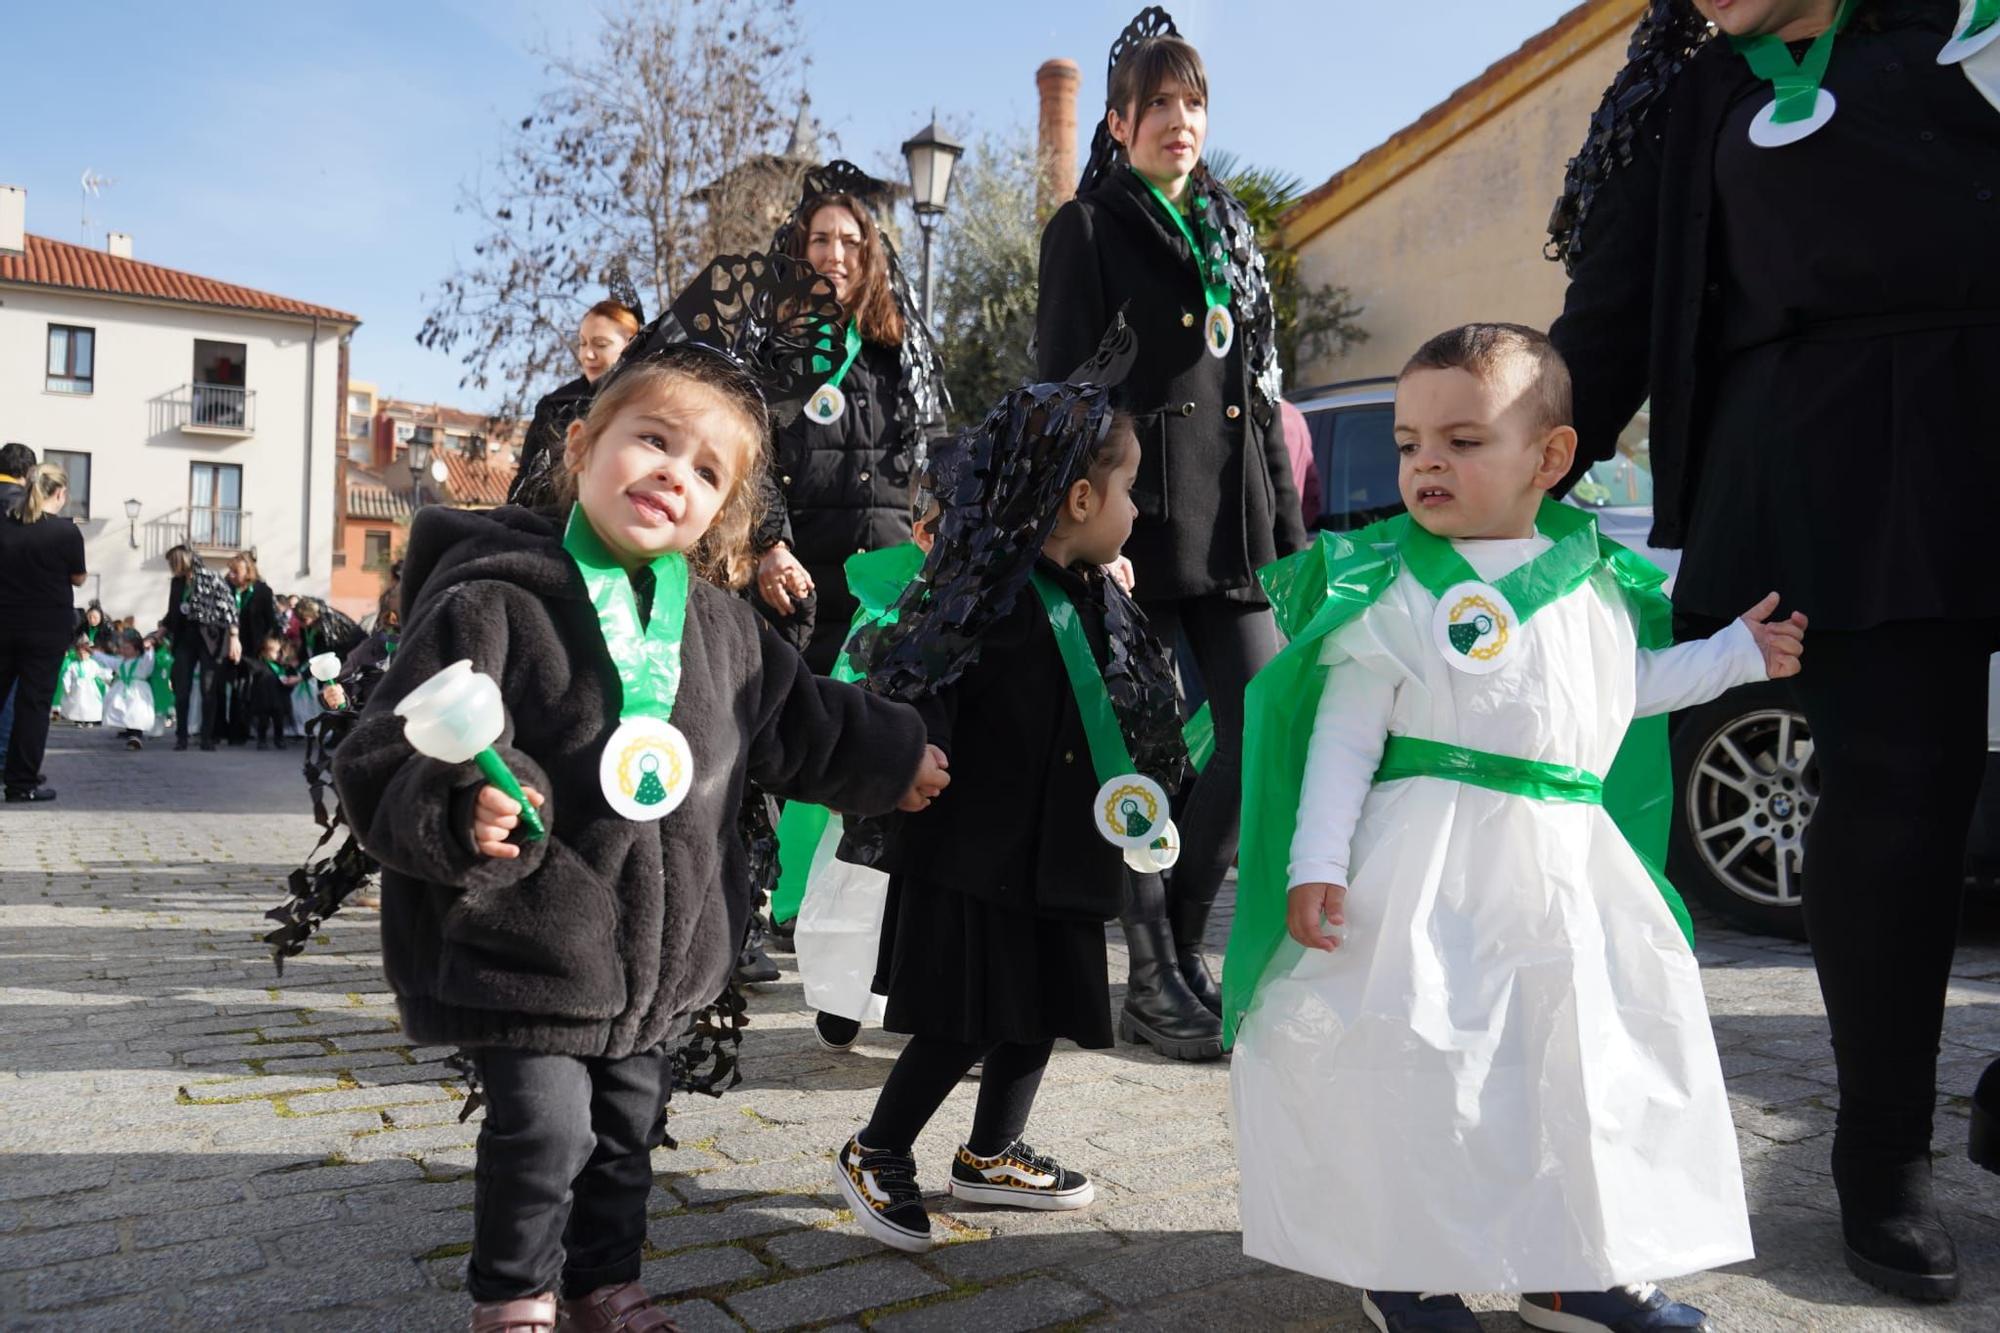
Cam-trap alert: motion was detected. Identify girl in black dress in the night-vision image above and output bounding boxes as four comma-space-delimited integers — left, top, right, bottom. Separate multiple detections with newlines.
1549, 0, 2000, 1303
1036, 8, 1305, 1060
756, 161, 950, 671
831, 326, 1188, 1253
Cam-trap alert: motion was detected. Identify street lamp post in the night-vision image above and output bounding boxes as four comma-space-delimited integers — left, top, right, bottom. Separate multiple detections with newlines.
407, 435, 434, 511
123, 498, 141, 550
900, 113, 965, 329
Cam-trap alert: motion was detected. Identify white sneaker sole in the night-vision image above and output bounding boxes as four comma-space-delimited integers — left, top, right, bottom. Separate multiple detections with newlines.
945, 1175, 1095, 1210
813, 1029, 858, 1053
1516, 1299, 1615, 1333
830, 1157, 932, 1253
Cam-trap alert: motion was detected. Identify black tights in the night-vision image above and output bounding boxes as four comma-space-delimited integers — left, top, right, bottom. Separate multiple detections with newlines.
861, 1036, 1054, 1157
1137, 593, 1280, 922
1788, 619, 1998, 1189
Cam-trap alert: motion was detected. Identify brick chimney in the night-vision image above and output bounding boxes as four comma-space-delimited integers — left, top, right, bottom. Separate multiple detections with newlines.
107, 231, 133, 260
0, 186, 24, 256
1036, 58, 1080, 222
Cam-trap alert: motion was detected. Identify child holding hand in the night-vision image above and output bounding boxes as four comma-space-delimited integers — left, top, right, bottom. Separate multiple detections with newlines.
335, 254, 946, 1333
1227, 325, 1803, 1333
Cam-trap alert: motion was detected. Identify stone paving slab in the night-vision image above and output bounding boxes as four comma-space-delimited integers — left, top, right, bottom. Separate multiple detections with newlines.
7, 726, 2000, 1328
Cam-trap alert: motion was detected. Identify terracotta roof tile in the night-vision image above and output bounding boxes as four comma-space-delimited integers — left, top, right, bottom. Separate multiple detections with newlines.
434, 448, 518, 508
0, 233, 359, 324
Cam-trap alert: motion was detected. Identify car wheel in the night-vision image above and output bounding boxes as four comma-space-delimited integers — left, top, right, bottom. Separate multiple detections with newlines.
1667, 683, 1816, 940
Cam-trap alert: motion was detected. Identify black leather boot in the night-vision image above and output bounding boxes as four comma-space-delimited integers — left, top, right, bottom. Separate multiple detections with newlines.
734, 913, 780, 986
1834, 1149, 1959, 1302
1118, 916, 1223, 1062
1167, 884, 1222, 1017
1970, 1057, 2000, 1173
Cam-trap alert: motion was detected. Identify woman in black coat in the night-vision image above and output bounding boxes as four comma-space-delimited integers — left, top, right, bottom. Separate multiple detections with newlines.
163, 545, 239, 752
754, 161, 950, 672
225, 552, 277, 744
506, 297, 641, 509
1036, 11, 1305, 1060
1547, 0, 2000, 1302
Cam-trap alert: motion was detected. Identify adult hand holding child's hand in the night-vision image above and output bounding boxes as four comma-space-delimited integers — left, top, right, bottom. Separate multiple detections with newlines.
897, 744, 951, 812
472, 784, 546, 859
1740, 592, 1807, 680
1287, 882, 1346, 951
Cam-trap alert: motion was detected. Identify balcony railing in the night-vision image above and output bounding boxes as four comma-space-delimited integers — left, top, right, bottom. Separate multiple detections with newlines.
165, 382, 257, 435
143, 507, 253, 560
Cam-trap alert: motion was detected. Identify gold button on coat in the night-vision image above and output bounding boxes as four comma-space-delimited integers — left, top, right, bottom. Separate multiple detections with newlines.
1181, 312, 1195, 328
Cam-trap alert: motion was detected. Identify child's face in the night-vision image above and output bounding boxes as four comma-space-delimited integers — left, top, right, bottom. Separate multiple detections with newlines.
261, 639, 282, 661
118, 638, 140, 659
567, 382, 751, 568
1394, 366, 1575, 541
1053, 430, 1141, 568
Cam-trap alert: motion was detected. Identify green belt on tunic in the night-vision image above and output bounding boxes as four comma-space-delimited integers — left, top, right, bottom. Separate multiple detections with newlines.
1373, 735, 1604, 805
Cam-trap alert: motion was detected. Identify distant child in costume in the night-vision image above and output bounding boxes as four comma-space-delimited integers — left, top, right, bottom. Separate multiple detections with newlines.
831, 323, 1190, 1253
249, 635, 301, 751
782, 493, 938, 1053
333, 252, 945, 1333
55, 632, 110, 725
147, 629, 177, 735
1225, 325, 1806, 1333
101, 628, 158, 749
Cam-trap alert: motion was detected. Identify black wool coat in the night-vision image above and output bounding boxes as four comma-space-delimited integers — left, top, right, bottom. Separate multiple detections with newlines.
333, 504, 928, 1058
1036, 169, 1307, 602
235, 581, 277, 655
877, 559, 1127, 921
1547, 0, 1959, 547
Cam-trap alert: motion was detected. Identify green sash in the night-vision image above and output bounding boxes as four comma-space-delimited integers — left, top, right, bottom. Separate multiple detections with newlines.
1220, 500, 1686, 1047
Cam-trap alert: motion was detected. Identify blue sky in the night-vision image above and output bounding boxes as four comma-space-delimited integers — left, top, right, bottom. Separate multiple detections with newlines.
3, 1, 1587, 410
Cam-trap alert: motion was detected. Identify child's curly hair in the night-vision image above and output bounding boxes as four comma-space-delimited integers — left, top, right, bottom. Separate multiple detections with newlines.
551, 352, 770, 591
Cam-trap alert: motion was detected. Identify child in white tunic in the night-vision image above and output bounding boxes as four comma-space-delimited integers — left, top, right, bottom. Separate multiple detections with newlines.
1227, 326, 1806, 1333
56, 634, 110, 725
101, 629, 158, 747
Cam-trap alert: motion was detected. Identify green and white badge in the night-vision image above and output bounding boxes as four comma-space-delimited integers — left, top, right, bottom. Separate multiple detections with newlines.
1124, 815, 1182, 873
1430, 581, 1518, 676
1135, 168, 1236, 362
1030, 570, 1179, 852
806, 320, 863, 426
564, 506, 696, 822
1733, 0, 1856, 147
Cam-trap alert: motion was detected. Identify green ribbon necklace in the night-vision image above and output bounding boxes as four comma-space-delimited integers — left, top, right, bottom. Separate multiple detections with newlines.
117, 659, 141, 686
1731, 0, 1857, 143
805, 320, 864, 425
1131, 167, 1236, 357
562, 505, 697, 819
1028, 569, 1173, 850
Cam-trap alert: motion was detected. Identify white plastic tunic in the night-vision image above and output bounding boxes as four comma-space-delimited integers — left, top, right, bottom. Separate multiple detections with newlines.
1231, 535, 1763, 1293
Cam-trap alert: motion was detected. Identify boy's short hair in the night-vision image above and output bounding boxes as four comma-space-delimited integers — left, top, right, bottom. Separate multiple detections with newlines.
1401, 323, 1573, 434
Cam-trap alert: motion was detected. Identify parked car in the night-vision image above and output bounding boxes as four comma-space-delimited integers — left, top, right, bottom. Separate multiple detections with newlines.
1289, 377, 2000, 939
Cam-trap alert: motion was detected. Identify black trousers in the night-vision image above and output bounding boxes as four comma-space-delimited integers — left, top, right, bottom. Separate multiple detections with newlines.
861, 1036, 1054, 1157
171, 630, 227, 746
467, 1045, 673, 1302
0, 626, 68, 793
1134, 593, 1280, 923
1681, 614, 1998, 1175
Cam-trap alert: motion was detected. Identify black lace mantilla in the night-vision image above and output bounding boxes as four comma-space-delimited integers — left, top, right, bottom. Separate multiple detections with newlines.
1546, 0, 1712, 274
598, 251, 845, 428
771, 159, 952, 484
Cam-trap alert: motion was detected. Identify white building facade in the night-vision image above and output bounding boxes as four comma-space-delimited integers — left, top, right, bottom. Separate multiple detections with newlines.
0, 185, 358, 626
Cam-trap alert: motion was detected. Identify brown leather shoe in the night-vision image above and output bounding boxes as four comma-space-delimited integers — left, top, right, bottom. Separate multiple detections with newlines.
558, 1282, 680, 1332
469, 1292, 558, 1332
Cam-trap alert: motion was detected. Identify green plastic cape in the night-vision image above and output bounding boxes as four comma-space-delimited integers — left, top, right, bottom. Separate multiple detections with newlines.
1220, 500, 1687, 1047
771, 544, 1218, 924
150, 643, 177, 714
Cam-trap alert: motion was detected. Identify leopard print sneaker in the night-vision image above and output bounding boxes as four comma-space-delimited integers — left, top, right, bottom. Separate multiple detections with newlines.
946, 1139, 1094, 1210
832, 1136, 931, 1252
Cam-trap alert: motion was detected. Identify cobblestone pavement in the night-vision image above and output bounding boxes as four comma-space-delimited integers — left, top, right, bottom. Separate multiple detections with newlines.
6, 726, 2000, 1330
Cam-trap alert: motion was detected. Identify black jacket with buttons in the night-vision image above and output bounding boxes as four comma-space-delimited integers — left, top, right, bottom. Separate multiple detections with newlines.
1036, 168, 1307, 603
757, 338, 913, 667
876, 558, 1126, 921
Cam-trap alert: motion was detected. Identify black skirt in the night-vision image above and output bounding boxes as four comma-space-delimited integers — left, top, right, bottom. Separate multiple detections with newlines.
874, 873, 1114, 1049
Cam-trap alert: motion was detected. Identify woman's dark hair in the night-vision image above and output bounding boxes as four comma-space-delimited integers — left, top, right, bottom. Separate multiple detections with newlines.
583, 298, 642, 338
784, 194, 905, 347
1106, 34, 1208, 137
376, 559, 403, 629
165, 544, 199, 578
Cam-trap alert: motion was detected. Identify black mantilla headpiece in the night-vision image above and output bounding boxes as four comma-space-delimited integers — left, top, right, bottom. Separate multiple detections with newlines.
771, 159, 951, 477
1546, 0, 1712, 274
603, 256, 646, 326
594, 250, 844, 429
1077, 8, 1284, 417
847, 312, 1188, 814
